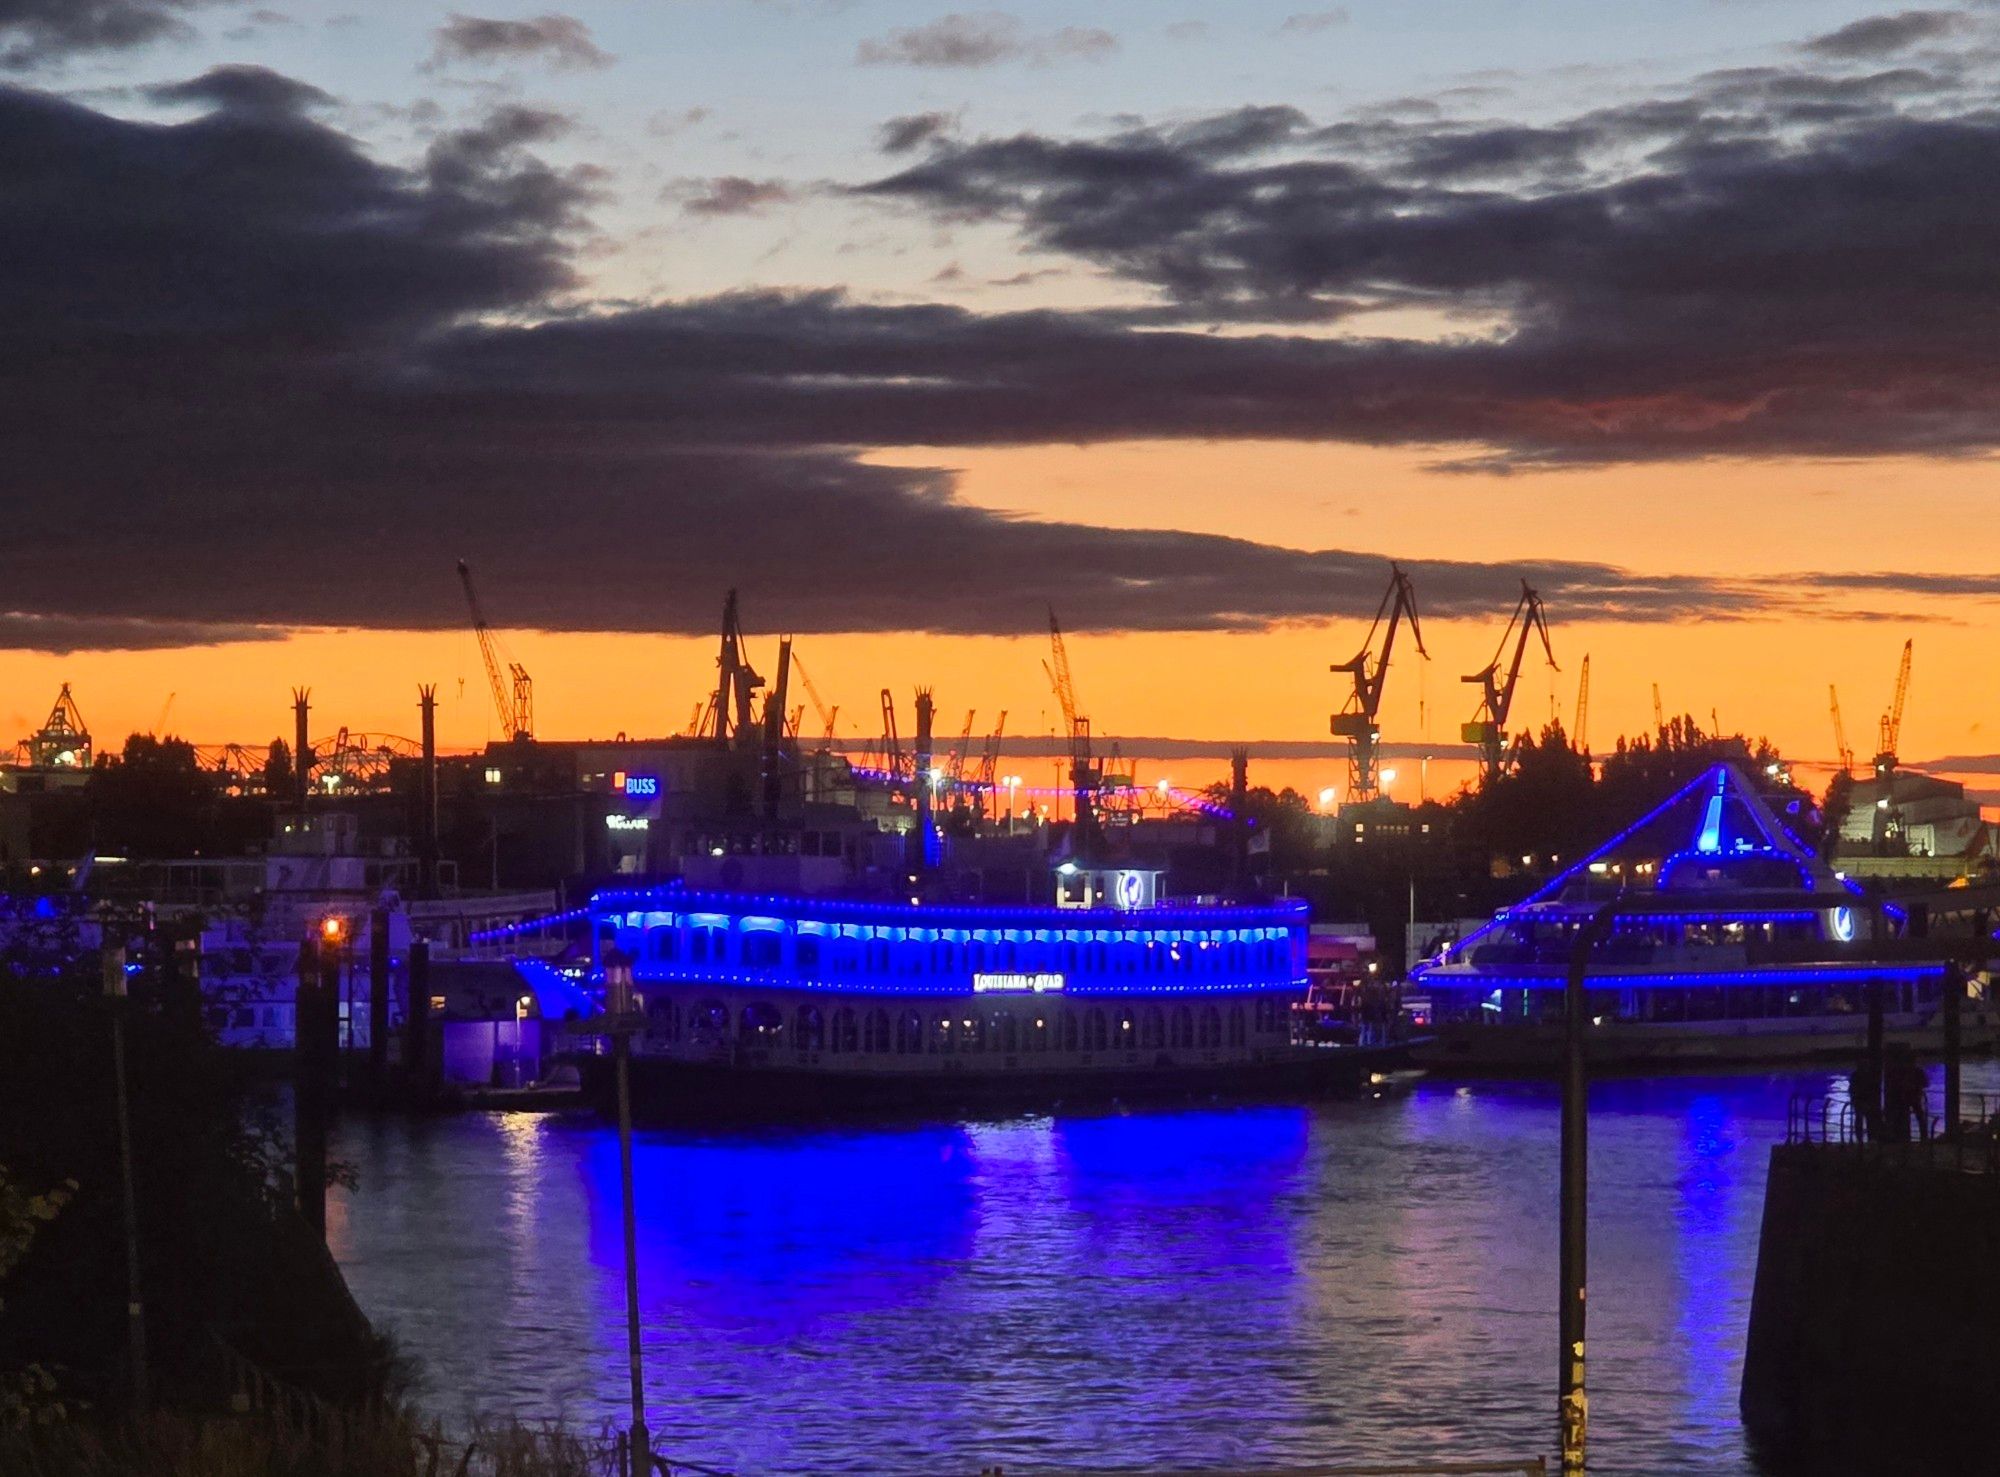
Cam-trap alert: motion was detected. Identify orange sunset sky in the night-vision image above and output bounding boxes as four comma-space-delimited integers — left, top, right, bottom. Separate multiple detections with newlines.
7, 1, 2000, 803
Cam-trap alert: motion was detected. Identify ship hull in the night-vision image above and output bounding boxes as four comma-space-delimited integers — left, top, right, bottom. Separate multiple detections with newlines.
1415, 1007, 2000, 1075
580, 1043, 1414, 1123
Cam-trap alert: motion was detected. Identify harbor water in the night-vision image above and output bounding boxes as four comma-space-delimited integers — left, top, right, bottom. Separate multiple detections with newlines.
326, 1065, 2000, 1475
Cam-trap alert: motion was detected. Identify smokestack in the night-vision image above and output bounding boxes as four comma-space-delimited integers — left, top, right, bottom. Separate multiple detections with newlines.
913, 687, 937, 872
418, 684, 439, 901
292, 687, 311, 811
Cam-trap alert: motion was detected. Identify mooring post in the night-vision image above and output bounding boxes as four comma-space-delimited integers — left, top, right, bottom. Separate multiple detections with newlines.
1562, 903, 1616, 1474
1942, 960, 1963, 1141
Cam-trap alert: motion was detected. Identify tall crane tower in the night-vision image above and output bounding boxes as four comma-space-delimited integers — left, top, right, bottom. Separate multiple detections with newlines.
945, 709, 977, 787
1043, 607, 1101, 853
1331, 564, 1426, 804
975, 711, 1008, 819
456, 560, 532, 742
1873, 639, 1912, 778
1829, 685, 1855, 778
1573, 654, 1591, 754
1460, 580, 1556, 786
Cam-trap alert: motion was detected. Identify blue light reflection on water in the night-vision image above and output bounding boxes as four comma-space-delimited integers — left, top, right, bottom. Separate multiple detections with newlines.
326, 1064, 2000, 1475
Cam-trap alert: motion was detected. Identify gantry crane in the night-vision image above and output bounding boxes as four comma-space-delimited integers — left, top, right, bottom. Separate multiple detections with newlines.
1331, 564, 1426, 804
790, 651, 839, 746
1652, 683, 1664, 732
1044, 607, 1101, 850
1829, 685, 1855, 778
1573, 654, 1591, 753
1873, 639, 1912, 778
759, 636, 792, 817
1460, 580, 1556, 785
456, 560, 532, 742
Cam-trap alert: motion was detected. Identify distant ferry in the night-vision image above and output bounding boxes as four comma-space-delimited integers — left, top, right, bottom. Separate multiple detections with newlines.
581, 863, 1409, 1117
1412, 763, 1998, 1071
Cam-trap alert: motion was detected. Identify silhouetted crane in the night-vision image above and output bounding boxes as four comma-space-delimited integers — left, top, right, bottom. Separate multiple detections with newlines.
1829, 685, 1854, 778
1460, 580, 1556, 785
1873, 639, 1912, 777
1331, 564, 1426, 803
456, 560, 532, 741
1043, 607, 1101, 852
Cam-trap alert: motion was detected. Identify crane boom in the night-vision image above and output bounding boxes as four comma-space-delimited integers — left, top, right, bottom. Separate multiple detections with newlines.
791, 652, 839, 744
879, 687, 905, 781
1830, 684, 1854, 777
1044, 608, 1099, 851
1574, 654, 1590, 753
1878, 639, 1913, 766
946, 709, 977, 784
457, 560, 531, 741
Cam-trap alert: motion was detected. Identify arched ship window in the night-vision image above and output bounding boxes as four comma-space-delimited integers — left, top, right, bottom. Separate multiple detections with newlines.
795, 935, 822, 972
742, 931, 782, 969
1228, 1006, 1246, 1047
1027, 1015, 1050, 1052
740, 1002, 782, 1043
966, 938, 987, 971
896, 1011, 924, 1054
1140, 1007, 1165, 1048
1061, 1010, 1080, 1051
958, 1014, 985, 1052
934, 1014, 955, 1054
1172, 1004, 1194, 1048
1199, 1006, 1222, 1048
794, 1004, 824, 1050
690, 1000, 728, 1043
1084, 1009, 1108, 1051
993, 1012, 1018, 1052
647, 925, 677, 963
646, 997, 681, 1042
862, 1009, 891, 1052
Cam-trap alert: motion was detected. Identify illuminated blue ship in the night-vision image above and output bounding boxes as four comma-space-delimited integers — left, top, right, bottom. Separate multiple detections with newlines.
581, 863, 1404, 1115
1412, 763, 1997, 1069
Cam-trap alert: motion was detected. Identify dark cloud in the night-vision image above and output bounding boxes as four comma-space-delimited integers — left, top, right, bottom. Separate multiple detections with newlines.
7, 51, 2000, 648
855, 11, 1114, 68
677, 175, 793, 215
859, 58, 2000, 467
878, 110, 955, 154
0, 0, 219, 67
1805, 9, 1963, 58
0, 614, 286, 655
147, 63, 331, 114
429, 11, 610, 71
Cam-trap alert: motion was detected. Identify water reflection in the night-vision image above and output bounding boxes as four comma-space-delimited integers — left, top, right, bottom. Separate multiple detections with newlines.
327, 1065, 2000, 1474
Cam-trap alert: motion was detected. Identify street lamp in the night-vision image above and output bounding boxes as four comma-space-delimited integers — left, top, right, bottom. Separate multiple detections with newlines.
602, 948, 650, 1475
1317, 786, 1338, 811
1003, 774, 1022, 828
1380, 768, 1398, 798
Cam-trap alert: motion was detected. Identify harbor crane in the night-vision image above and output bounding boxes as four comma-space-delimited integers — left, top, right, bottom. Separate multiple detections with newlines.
456, 560, 532, 742
1652, 684, 1664, 732
1460, 580, 1556, 786
1873, 639, 1913, 777
878, 687, 908, 783
790, 652, 839, 746
1043, 608, 1101, 850
1829, 685, 1855, 778
945, 709, 977, 787
1331, 564, 1426, 804
709, 590, 764, 746
975, 711, 1008, 817
1573, 655, 1590, 753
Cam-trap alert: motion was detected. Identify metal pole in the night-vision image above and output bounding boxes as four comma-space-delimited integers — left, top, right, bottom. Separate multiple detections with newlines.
606, 949, 650, 1473
1561, 904, 1614, 1475
104, 947, 149, 1410
295, 933, 327, 1238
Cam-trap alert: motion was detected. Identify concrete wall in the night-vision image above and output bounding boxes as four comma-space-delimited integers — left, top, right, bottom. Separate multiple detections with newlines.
1741, 1143, 2000, 1472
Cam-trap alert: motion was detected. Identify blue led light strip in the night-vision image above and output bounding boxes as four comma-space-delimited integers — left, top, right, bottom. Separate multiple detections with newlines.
1426, 962, 1944, 990
617, 964, 1308, 998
